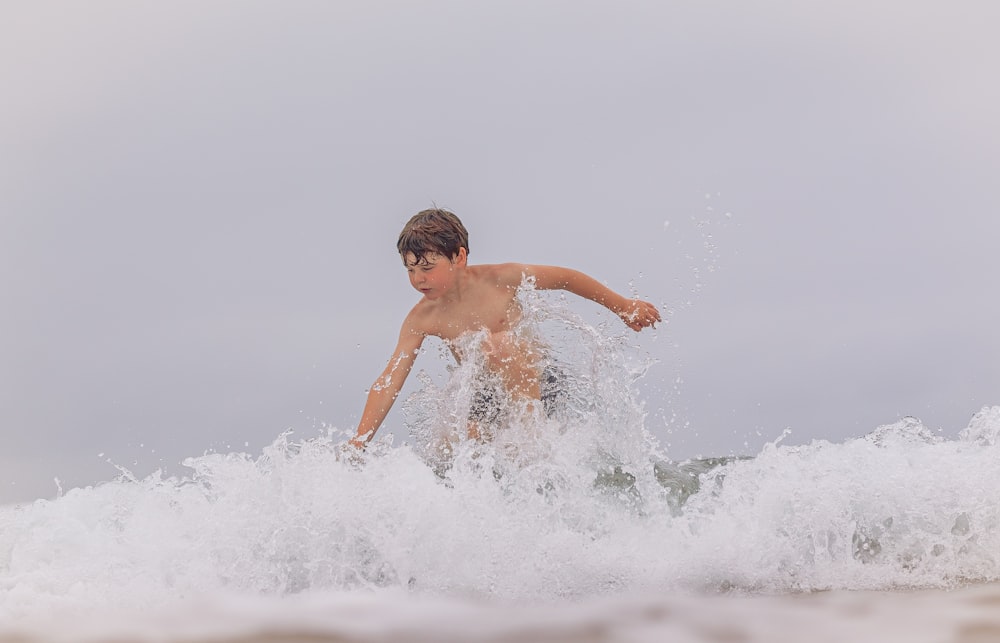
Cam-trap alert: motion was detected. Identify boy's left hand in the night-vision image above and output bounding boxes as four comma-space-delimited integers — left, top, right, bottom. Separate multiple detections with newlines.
619, 299, 662, 331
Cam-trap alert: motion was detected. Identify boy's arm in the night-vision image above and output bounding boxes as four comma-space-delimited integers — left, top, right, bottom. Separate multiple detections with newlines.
349, 322, 424, 449
517, 264, 662, 331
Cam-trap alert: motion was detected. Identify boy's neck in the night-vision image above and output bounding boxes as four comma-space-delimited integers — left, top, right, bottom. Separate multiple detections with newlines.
438, 262, 470, 304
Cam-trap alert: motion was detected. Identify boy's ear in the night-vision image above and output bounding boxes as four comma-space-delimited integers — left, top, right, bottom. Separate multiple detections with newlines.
454, 247, 468, 265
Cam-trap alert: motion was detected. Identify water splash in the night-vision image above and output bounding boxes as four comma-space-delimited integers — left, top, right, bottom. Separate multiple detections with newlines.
2, 290, 1000, 621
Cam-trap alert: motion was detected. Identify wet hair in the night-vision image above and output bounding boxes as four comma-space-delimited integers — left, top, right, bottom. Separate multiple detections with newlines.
397, 208, 469, 264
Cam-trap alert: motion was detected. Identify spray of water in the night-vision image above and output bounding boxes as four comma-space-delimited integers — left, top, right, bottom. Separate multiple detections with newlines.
2, 287, 999, 622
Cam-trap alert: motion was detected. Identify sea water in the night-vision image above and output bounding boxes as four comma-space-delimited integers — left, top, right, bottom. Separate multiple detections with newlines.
2, 288, 1000, 642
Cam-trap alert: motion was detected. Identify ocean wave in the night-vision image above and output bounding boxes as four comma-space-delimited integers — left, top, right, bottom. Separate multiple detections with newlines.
2, 291, 999, 623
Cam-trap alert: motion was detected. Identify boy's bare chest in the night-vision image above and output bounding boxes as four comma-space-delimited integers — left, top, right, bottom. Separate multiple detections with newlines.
429, 288, 520, 341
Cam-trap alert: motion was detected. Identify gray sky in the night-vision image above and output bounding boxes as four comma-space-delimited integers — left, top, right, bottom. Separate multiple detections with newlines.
3, 1, 998, 506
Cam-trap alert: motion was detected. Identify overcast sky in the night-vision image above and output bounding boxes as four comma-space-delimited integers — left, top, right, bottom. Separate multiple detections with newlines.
3, 1, 998, 506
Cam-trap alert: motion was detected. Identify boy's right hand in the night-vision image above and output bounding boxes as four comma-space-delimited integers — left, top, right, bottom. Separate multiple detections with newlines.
348, 427, 375, 451
338, 440, 367, 466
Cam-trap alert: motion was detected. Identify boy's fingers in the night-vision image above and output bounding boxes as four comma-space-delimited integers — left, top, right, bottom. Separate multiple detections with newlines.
622, 300, 662, 330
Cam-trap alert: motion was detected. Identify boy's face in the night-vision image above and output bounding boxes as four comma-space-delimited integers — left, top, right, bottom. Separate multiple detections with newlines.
402, 250, 464, 300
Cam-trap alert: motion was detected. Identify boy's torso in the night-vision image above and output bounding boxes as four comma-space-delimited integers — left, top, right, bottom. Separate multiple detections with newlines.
414, 264, 521, 341
410, 263, 548, 399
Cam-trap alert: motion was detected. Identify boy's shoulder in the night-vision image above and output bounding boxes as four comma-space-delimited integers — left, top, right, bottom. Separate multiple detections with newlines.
402, 295, 436, 324
470, 261, 527, 286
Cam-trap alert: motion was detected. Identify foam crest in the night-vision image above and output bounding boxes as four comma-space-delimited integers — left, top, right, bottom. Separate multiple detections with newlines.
2, 287, 999, 622
676, 411, 1000, 591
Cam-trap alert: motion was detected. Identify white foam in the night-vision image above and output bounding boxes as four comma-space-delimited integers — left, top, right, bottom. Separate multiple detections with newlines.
2, 290, 999, 639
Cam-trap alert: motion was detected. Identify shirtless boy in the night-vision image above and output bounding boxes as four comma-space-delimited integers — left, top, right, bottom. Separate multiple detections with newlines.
349, 208, 661, 449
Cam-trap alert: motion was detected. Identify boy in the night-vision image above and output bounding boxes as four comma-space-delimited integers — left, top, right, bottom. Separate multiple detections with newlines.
349, 208, 661, 449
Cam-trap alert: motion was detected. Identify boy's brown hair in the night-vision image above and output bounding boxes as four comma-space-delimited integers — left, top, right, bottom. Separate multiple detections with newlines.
397, 208, 469, 263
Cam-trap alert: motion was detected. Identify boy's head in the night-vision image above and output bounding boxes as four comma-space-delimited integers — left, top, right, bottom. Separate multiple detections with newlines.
397, 208, 469, 264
